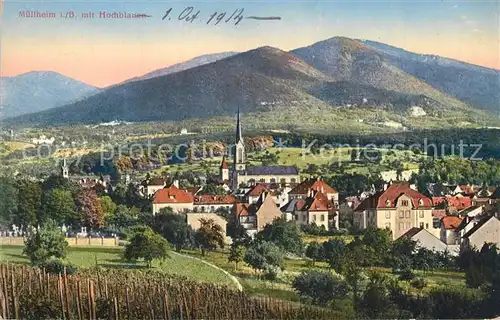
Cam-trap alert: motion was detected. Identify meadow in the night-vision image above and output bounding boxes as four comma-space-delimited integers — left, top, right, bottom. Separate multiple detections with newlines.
0, 245, 238, 290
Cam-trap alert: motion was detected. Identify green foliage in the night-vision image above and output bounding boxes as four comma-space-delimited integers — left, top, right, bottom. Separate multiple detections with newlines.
15, 179, 42, 227
244, 240, 284, 273
99, 196, 117, 221
42, 188, 77, 225
322, 238, 347, 272
194, 218, 225, 256
256, 218, 304, 256
228, 242, 246, 270
23, 220, 68, 265
0, 176, 18, 227
38, 258, 78, 275
124, 226, 170, 267
292, 270, 349, 305
153, 209, 194, 252
361, 228, 392, 265
305, 241, 325, 265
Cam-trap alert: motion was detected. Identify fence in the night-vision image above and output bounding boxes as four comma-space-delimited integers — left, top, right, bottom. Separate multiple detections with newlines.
0, 264, 340, 320
0, 237, 120, 247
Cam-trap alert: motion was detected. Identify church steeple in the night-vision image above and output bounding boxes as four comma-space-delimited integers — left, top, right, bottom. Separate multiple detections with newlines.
61, 158, 69, 179
233, 106, 246, 172
236, 105, 243, 144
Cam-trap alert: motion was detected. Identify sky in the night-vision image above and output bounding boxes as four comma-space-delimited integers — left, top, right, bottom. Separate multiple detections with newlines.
1, 0, 499, 87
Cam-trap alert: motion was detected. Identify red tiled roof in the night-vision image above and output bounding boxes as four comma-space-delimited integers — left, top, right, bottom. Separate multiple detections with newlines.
302, 191, 335, 212
377, 183, 432, 208
289, 178, 338, 195
356, 183, 432, 211
245, 184, 268, 197
432, 209, 447, 219
432, 196, 472, 211
441, 216, 464, 230
194, 194, 237, 205
152, 185, 194, 204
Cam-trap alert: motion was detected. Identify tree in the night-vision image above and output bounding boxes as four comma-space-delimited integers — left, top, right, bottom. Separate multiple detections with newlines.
124, 227, 169, 267
244, 240, 283, 275
99, 196, 117, 221
228, 242, 246, 270
0, 177, 18, 227
292, 270, 349, 306
227, 223, 251, 246
362, 228, 392, 265
106, 205, 140, 231
76, 189, 104, 229
305, 241, 324, 265
256, 218, 304, 255
154, 209, 194, 252
15, 179, 42, 227
42, 189, 76, 225
194, 218, 225, 256
23, 220, 68, 265
322, 238, 347, 272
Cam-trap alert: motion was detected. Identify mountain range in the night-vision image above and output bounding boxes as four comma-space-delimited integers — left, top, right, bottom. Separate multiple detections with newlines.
5, 37, 500, 129
0, 71, 100, 119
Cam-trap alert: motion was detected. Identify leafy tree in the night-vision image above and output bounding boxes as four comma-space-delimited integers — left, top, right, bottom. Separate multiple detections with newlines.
362, 228, 392, 265
227, 223, 251, 246
358, 272, 398, 319
15, 179, 42, 227
23, 220, 68, 265
244, 240, 284, 274
153, 209, 194, 252
292, 270, 349, 305
256, 218, 304, 255
76, 189, 104, 229
42, 189, 76, 225
305, 241, 325, 265
228, 242, 246, 270
124, 227, 169, 267
106, 205, 140, 231
99, 196, 117, 221
194, 218, 225, 256
323, 238, 347, 272
0, 177, 18, 227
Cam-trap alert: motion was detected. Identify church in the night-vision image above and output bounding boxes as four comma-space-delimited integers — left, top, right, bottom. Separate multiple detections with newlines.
221, 107, 301, 191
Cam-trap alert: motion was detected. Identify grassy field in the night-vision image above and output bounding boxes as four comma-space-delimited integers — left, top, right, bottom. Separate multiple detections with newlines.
0, 245, 238, 289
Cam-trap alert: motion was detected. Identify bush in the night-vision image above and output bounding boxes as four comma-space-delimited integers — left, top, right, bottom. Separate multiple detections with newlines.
23, 220, 68, 265
398, 268, 416, 281
410, 277, 427, 290
292, 270, 349, 305
263, 265, 281, 281
39, 258, 78, 275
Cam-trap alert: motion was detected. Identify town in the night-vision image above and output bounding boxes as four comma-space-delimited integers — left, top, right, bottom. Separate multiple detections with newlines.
1, 108, 500, 319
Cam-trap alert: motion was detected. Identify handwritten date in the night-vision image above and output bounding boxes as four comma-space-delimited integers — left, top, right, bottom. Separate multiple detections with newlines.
162, 7, 244, 25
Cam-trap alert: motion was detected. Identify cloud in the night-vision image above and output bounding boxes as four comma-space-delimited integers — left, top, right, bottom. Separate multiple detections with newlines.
452, 4, 458, 8
472, 28, 482, 33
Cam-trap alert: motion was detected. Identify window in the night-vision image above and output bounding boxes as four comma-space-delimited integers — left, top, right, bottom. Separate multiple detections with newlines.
405, 210, 410, 218
313, 214, 317, 221
419, 210, 424, 218
259, 178, 265, 183
291, 178, 296, 184
402, 200, 409, 206
321, 215, 325, 222
399, 222, 404, 230
270, 178, 276, 183
426, 223, 429, 229
385, 223, 391, 229
385, 212, 391, 219
420, 222, 424, 228
406, 222, 411, 229
433, 218, 440, 228
399, 211, 404, 218
386, 200, 391, 206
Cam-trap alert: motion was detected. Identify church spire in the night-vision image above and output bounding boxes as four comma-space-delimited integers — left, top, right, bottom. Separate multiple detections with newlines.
236, 106, 243, 143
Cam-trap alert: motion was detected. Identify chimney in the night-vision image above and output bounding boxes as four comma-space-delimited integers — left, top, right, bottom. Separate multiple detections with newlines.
173, 180, 179, 188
